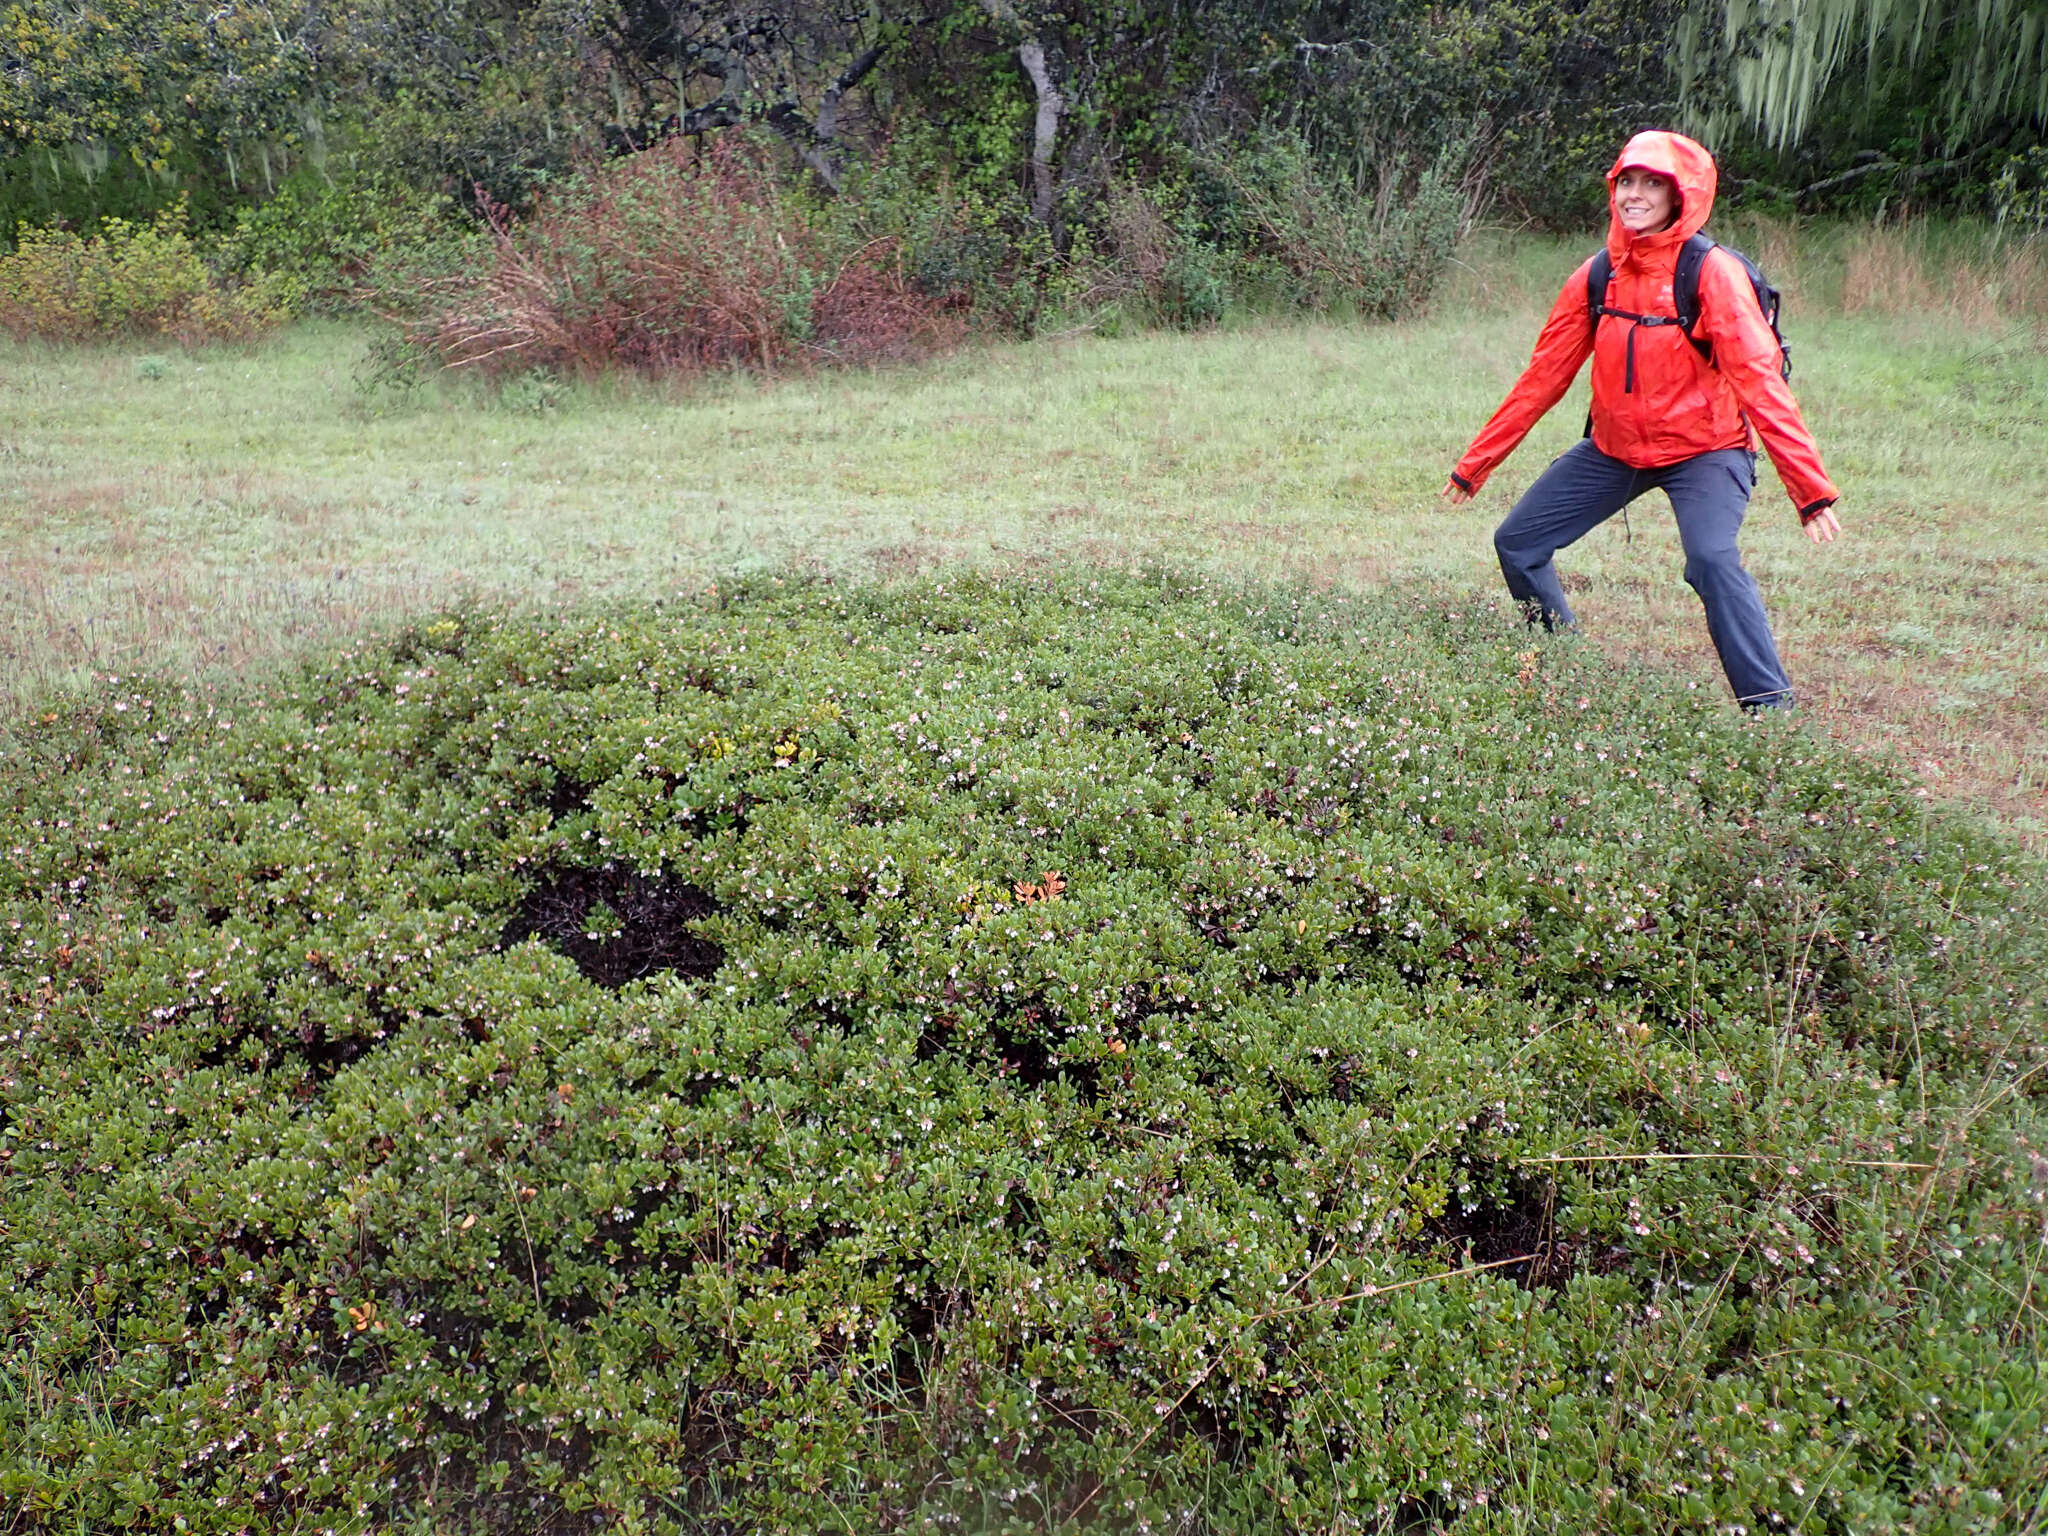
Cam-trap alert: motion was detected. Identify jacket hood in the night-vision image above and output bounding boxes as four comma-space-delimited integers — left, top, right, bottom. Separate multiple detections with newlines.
1606, 131, 1716, 260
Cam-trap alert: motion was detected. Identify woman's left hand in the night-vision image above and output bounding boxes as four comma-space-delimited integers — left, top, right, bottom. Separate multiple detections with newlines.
1804, 505, 1842, 543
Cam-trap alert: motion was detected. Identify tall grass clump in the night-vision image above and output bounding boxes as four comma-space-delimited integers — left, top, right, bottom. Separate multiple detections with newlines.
1202, 129, 1478, 319
0, 202, 295, 342
4, 574, 2044, 1533
414, 135, 966, 377
818, 127, 1071, 336
1837, 220, 2048, 321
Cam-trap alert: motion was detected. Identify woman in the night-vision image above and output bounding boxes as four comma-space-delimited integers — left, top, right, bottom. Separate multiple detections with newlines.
1442, 130, 1840, 711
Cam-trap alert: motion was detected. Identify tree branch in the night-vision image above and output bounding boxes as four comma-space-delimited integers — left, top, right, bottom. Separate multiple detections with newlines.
817, 40, 885, 145
759, 40, 888, 192
1794, 157, 1899, 199
681, 99, 746, 134
680, 27, 754, 137
762, 102, 841, 188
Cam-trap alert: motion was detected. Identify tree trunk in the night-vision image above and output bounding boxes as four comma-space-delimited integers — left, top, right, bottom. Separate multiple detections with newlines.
1017, 38, 1063, 225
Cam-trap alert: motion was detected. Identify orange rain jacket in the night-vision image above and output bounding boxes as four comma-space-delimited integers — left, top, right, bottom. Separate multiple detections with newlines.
1452, 131, 1839, 521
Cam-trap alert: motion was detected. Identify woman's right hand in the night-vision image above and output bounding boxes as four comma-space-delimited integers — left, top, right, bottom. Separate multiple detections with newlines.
1441, 479, 1473, 505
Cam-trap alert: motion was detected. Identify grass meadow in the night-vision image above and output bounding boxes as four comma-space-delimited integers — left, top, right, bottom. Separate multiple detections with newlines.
3, 223, 2045, 841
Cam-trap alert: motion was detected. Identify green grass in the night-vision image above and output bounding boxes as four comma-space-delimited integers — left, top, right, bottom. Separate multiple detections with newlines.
2, 230, 2044, 840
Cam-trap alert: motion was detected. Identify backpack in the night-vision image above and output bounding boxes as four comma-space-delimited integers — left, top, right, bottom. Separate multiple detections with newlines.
1587, 233, 1792, 383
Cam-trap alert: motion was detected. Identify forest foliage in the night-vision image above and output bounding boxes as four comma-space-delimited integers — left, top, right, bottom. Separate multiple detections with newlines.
1, 0, 2041, 349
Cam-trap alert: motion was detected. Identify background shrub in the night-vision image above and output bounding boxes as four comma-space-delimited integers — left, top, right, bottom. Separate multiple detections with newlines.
815, 122, 1072, 336
414, 134, 966, 376
1186, 128, 1477, 320
0, 0, 2033, 340
0, 202, 295, 342
215, 168, 475, 314
1050, 180, 1233, 332
3, 575, 2044, 1533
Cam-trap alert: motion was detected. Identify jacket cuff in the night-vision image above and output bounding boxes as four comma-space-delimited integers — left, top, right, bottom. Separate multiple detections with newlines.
1798, 497, 1836, 524
1450, 471, 1476, 494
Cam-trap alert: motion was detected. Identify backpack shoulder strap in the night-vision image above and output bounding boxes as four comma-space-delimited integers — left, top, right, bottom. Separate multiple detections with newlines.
1673, 233, 1715, 333
1673, 233, 1721, 368
1586, 248, 1613, 325
1583, 249, 1614, 435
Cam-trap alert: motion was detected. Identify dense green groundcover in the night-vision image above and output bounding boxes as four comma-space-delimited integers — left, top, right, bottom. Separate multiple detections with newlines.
3, 575, 2045, 1535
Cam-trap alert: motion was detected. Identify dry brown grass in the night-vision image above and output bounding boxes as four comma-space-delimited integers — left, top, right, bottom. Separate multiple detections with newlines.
1839, 227, 2048, 322
1594, 601, 2048, 843
1455, 216, 2048, 327
1090, 181, 1176, 303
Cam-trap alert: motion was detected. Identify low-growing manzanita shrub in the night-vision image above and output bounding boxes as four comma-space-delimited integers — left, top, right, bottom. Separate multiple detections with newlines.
2, 576, 2043, 1534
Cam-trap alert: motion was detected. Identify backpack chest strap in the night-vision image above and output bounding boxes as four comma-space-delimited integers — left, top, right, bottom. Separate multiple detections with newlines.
1594, 304, 1685, 394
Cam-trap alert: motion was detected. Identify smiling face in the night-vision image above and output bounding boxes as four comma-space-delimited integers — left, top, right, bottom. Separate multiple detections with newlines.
1614, 168, 1679, 234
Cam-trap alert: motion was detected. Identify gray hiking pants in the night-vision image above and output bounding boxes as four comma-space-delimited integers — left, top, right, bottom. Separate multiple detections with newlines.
1492, 439, 1793, 709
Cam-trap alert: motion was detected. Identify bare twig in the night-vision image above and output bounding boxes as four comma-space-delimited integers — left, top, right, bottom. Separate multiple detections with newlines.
1517, 1152, 1935, 1170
